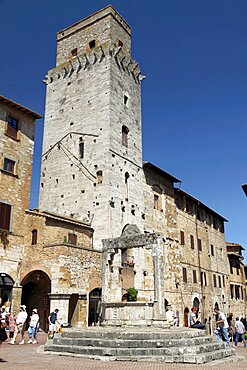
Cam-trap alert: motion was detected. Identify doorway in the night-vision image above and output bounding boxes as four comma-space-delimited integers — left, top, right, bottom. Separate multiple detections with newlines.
88, 288, 102, 326
21, 270, 51, 331
0, 273, 14, 307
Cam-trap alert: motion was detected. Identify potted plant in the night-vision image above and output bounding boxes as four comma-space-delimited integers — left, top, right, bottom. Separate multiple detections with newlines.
127, 287, 138, 301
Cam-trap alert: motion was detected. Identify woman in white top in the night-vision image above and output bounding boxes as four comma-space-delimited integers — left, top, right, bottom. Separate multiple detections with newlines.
27, 308, 40, 344
9, 305, 28, 345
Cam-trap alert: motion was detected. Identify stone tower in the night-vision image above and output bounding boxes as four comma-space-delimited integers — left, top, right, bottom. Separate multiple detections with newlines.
39, 6, 145, 249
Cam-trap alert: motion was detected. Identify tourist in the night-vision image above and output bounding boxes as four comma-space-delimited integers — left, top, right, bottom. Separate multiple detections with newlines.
189, 307, 206, 329
227, 313, 234, 343
165, 306, 178, 326
235, 317, 246, 348
9, 305, 28, 345
8, 311, 17, 339
214, 307, 230, 347
27, 308, 39, 344
48, 308, 59, 339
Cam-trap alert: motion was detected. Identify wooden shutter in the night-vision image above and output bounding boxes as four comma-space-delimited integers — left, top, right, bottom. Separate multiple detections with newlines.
0, 203, 11, 230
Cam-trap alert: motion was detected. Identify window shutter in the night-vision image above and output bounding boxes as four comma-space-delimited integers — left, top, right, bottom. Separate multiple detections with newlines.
0, 203, 11, 230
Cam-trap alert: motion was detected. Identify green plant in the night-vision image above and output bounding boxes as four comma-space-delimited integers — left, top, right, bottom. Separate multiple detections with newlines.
127, 287, 138, 301
244, 333, 247, 340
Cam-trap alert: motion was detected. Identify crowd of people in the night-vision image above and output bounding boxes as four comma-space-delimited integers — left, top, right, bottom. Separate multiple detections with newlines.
0, 304, 60, 346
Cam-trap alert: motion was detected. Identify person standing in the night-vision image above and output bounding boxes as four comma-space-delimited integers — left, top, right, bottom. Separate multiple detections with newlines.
235, 317, 246, 348
27, 309, 39, 344
47, 309, 59, 339
214, 307, 230, 347
9, 305, 28, 345
8, 311, 17, 339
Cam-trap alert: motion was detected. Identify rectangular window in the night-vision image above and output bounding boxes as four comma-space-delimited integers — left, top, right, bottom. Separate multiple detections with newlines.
68, 233, 77, 245
79, 140, 84, 159
201, 272, 207, 286
211, 244, 214, 256
190, 235, 194, 249
182, 267, 187, 283
0, 202, 11, 231
222, 275, 225, 287
198, 238, 202, 252
3, 158, 15, 174
230, 284, 234, 299
180, 230, 185, 245
7, 116, 18, 138
154, 194, 159, 210
218, 275, 221, 288
230, 262, 233, 274
193, 270, 197, 283
235, 285, 240, 300
240, 286, 243, 300
213, 274, 217, 287
236, 264, 240, 275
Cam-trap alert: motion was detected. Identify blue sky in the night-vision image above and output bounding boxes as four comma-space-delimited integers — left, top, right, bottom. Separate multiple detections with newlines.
1, 0, 246, 260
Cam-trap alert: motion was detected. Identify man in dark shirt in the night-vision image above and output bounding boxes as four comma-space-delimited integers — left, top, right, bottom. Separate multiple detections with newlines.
47, 309, 59, 339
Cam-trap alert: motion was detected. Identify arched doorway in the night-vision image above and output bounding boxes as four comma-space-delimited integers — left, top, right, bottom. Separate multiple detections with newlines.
184, 307, 189, 327
193, 297, 200, 311
21, 270, 51, 331
88, 288, 101, 326
0, 273, 14, 307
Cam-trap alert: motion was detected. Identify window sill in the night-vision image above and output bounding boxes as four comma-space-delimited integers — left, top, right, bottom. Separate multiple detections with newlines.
4, 132, 20, 142
0, 169, 18, 178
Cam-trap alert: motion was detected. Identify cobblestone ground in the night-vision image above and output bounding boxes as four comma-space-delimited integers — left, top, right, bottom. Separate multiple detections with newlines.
1, 332, 247, 370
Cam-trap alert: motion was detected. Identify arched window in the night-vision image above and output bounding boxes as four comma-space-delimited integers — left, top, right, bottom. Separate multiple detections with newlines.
125, 172, 129, 201
152, 184, 162, 211
122, 125, 129, 147
31, 229, 37, 245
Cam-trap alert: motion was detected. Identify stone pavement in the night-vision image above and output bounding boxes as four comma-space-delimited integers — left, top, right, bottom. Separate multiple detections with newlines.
0, 332, 247, 370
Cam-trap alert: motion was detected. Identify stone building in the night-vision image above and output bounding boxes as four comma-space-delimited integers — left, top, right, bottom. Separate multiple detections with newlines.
1, 6, 246, 329
38, 5, 246, 325
0, 96, 101, 330
0, 95, 41, 313
227, 242, 246, 318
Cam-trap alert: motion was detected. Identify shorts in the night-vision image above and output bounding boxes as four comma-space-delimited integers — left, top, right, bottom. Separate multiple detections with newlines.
49, 323, 55, 332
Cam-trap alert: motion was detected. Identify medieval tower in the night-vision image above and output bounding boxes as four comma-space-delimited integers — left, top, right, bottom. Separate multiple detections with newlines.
39, 6, 145, 249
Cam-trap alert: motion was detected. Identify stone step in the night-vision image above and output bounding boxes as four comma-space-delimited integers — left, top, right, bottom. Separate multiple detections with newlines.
61, 328, 206, 340
44, 344, 235, 363
53, 335, 217, 350
45, 341, 228, 358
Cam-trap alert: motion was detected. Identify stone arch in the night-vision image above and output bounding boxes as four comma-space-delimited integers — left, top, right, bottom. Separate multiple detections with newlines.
88, 287, 102, 326
121, 224, 141, 236
0, 272, 14, 307
193, 297, 200, 310
21, 270, 51, 331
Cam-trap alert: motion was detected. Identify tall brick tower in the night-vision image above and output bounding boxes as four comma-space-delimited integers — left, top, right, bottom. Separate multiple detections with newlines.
39, 6, 145, 248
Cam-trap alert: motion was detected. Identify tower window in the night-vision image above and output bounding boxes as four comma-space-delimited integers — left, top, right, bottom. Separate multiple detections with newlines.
6, 116, 18, 139
125, 172, 129, 201
89, 40, 96, 49
152, 184, 162, 211
68, 232, 77, 245
118, 40, 123, 47
190, 235, 194, 249
31, 229, 38, 245
71, 48, 78, 57
182, 267, 187, 283
122, 125, 129, 147
79, 140, 84, 159
3, 158, 15, 174
0, 202, 11, 231
124, 95, 128, 105
96, 170, 103, 184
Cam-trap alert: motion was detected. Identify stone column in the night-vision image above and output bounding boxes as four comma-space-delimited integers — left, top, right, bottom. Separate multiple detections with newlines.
11, 285, 22, 312
72, 294, 87, 327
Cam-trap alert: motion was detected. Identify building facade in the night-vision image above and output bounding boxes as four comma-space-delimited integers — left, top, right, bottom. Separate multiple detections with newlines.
1, 6, 246, 328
